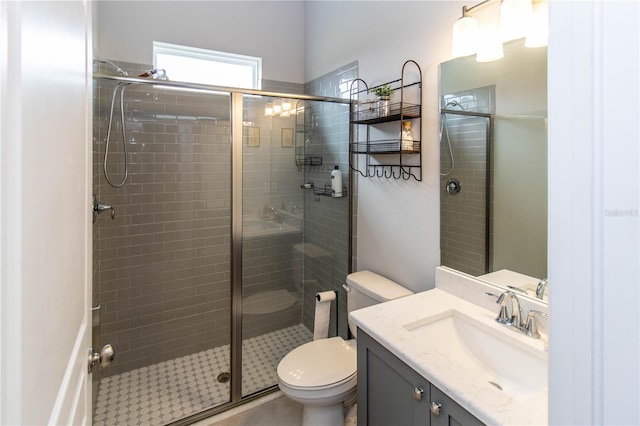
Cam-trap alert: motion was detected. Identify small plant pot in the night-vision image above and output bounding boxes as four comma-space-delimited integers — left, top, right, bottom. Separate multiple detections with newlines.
377, 96, 390, 117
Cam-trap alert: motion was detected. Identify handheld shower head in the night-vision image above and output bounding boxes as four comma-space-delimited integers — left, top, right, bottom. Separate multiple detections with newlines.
93, 58, 128, 76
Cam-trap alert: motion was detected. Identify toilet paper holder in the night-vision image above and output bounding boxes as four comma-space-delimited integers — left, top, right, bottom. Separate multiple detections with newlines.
314, 290, 339, 340
316, 290, 337, 301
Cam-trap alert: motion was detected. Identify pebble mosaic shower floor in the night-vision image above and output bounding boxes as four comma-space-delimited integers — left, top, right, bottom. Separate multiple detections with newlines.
93, 324, 312, 426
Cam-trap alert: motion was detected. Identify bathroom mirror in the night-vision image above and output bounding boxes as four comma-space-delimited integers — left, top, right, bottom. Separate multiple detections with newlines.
439, 39, 548, 302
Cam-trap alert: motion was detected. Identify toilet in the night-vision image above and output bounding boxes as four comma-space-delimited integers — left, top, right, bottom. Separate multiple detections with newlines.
277, 270, 414, 426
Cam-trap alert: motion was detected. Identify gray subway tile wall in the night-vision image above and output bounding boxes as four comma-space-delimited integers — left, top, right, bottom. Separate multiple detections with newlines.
302, 61, 357, 339
94, 61, 233, 376
440, 87, 494, 276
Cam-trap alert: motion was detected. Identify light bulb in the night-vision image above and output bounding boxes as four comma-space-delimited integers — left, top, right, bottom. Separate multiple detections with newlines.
501, 0, 533, 42
476, 28, 504, 62
282, 99, 292, 111
264, 102, 273, 117
452, 16, 479, 57
525, 0, 548, 48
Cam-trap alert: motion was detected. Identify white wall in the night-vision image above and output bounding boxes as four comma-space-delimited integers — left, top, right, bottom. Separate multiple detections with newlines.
548, 1, 639, 424
95, 1, 305, 83
305, 1, 465, 292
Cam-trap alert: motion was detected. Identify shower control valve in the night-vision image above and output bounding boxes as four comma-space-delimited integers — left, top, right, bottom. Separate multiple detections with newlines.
93, 195, 116, 223
446, 178, 461, 195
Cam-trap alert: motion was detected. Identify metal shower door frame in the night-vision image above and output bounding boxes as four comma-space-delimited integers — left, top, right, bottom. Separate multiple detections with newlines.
93, 73, 349, 424
440, 108, 493, 273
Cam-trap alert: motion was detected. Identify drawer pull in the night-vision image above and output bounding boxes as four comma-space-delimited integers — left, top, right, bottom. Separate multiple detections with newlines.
413, 387, 424, 401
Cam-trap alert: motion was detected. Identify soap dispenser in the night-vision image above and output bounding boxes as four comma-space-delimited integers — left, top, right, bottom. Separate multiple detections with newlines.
331, 165, 343, 197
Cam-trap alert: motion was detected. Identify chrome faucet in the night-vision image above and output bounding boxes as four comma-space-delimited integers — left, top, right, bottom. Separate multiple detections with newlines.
495, 290, 522, 327
536, 278, 548, 300
524, 310, 548, 338
496, 290, 547, 339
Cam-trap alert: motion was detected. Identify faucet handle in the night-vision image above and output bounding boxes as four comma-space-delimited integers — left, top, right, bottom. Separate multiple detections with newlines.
536, 278, 548, 299
495, 291, 513, 324
524, 310, 548, 338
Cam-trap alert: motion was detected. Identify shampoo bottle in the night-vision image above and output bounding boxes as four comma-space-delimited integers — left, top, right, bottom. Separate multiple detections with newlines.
331, 165, 343, 197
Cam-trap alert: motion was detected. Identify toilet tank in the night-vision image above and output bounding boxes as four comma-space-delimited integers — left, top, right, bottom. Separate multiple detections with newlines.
346, 271, 413, 337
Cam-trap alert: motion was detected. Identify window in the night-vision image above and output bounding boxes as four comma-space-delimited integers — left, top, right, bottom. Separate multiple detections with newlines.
153, 42, 262, 90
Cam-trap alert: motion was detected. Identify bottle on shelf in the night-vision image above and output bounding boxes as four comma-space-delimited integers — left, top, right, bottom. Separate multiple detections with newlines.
331, 165, 343, 197
401, 121, 414, 152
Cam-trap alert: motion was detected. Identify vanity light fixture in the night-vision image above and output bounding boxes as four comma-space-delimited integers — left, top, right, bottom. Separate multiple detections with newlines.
476, 27, 504, 62
500, 0, 533, 42
451, 7, 479, 57
524, 0, 548, 47
451, 0, 492, 58
451, 0, 545, 62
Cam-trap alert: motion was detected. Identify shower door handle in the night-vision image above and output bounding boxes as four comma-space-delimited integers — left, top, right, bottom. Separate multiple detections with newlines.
88, 344, 115, 373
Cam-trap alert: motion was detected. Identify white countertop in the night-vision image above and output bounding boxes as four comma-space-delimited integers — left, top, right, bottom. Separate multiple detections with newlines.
349, 288, 548, 425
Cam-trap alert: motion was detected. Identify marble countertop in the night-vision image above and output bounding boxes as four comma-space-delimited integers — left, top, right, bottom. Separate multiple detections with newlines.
349, 288, 548, 425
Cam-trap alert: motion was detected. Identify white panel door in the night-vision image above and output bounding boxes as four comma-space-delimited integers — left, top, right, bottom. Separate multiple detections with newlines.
0, 1, 93, 424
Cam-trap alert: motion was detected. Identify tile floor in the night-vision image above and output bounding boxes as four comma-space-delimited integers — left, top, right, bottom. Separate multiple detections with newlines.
201, 392, 357, 426
93, 324, 312, 426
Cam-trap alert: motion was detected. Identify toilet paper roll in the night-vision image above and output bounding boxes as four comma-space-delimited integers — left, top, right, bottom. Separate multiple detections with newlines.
313, 291, 336, 340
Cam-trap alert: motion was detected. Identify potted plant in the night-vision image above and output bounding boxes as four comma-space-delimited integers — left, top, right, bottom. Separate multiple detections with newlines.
370, 83, 395, 117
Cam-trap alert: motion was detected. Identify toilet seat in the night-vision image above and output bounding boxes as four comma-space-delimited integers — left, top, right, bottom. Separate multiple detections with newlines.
277, 337, 356, 389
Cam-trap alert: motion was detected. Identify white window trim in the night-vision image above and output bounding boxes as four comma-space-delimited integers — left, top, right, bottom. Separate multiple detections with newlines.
153, 41, 262, 90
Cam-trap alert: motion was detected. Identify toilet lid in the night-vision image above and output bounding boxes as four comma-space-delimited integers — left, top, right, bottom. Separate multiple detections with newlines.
277, 337, 356, 388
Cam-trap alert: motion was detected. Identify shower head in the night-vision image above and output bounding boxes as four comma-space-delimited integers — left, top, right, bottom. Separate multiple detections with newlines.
93, 58, 128, 76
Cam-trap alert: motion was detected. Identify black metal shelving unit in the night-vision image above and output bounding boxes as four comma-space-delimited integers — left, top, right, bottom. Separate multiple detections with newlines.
349, 60, 422, 181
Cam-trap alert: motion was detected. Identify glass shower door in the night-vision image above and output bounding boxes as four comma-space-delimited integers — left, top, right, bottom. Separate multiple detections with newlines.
240, 95, 312, 397
240, 95, 351, 397
92, 76, 234, 425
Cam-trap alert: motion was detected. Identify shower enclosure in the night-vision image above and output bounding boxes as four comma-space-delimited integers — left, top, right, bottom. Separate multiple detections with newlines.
439, 102, 492, 276
92, 64, 351, 425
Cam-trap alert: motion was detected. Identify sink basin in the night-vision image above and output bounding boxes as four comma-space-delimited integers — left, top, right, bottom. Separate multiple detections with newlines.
403, 309, 547, 401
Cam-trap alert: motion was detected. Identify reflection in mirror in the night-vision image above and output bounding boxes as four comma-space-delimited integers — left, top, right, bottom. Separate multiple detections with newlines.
439, 39, 548, 303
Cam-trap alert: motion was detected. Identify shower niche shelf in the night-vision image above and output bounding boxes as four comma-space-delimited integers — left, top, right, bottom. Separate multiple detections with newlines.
296, 156, 323, 168
293, 100, 325, 172
313, 184, 347, 201
349, 60, 422, 181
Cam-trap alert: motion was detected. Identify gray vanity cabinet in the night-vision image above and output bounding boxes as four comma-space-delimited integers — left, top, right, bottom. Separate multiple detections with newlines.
429, 385, 485, 426
357, 330, 484, 426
